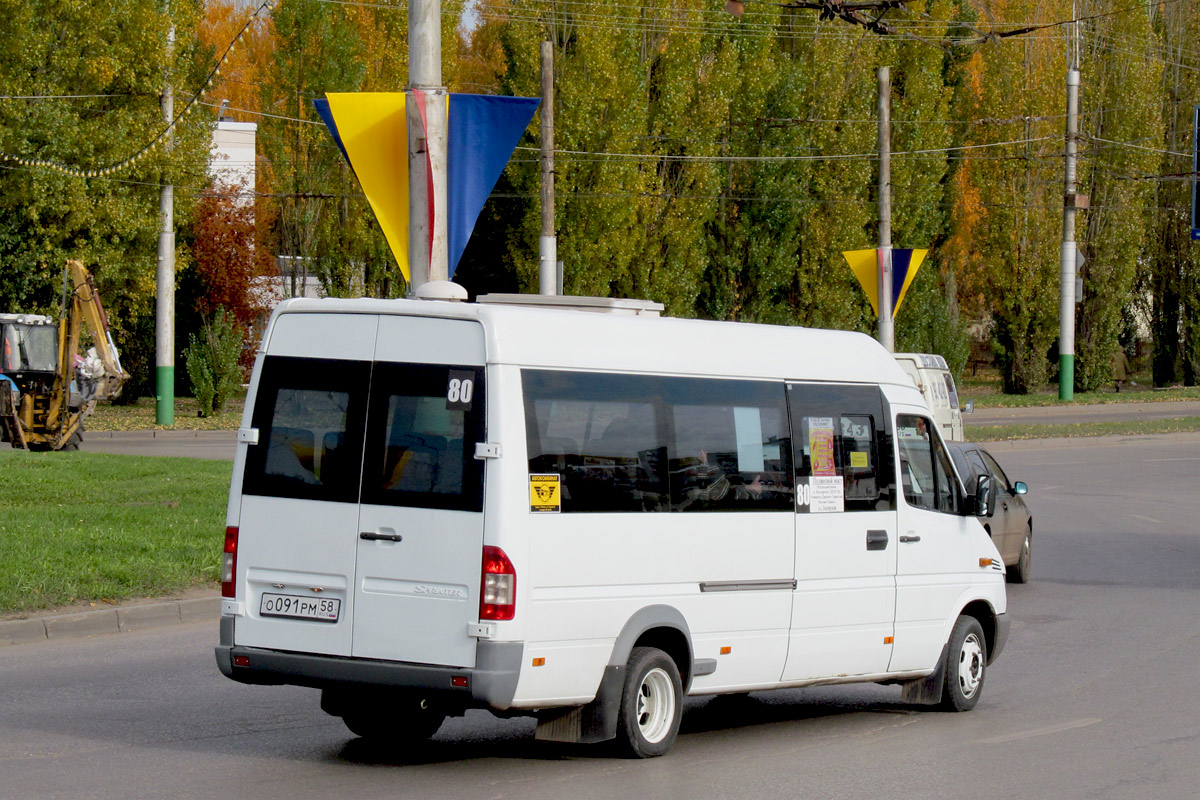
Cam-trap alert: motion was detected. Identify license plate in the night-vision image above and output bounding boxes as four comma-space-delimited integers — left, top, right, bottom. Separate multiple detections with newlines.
259, 593, 340, 622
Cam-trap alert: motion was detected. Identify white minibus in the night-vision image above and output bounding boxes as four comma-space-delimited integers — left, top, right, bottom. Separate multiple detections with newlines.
216, 291, 1009, 758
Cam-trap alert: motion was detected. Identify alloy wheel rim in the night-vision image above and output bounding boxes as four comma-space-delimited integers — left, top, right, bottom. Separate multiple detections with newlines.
636, 667, 676, 743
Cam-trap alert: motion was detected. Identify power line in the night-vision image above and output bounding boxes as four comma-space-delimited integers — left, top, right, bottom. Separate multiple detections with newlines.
0, 1, 276, 178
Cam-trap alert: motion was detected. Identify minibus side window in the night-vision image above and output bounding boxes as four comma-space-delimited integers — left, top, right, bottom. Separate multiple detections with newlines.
242, 356, 369, 503
895, 414, 959, 513
523, 371, 668, 512
666, 378, 793, 512
522, 370, 792, 513
789, 383, 894, 513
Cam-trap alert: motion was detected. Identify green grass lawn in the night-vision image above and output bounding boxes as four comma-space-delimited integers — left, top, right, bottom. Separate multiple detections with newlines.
86, 395, 246, 432
968, 416, 1200, 442
0, 450, 229, 615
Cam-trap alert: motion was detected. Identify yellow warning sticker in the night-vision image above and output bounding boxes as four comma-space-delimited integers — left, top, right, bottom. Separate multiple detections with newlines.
529, 474, 562, 513
850, 451, 869, 469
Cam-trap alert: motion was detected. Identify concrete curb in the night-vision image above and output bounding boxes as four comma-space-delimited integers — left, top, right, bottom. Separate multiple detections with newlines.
2, 595, 220, 647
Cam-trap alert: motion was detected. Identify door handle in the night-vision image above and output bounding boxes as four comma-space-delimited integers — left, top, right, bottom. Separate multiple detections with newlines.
360, 531, 403, 543
899, 534, 922, 543
866, 529, 889, 551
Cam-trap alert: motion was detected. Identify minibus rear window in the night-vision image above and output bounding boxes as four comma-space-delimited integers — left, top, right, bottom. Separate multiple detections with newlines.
242, 356, 370, 503
360, 363, 485, 512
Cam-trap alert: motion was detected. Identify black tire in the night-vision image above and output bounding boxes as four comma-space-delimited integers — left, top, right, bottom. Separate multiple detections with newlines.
614, 646, 683, 758
325, 689, 444, 742
941, 615, 987, 712
1007, 527, 1032, 584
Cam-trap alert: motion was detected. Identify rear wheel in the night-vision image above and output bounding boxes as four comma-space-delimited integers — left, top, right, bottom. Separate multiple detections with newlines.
614, 646, 683, 758
941, 615, 986, 712
322, 689, 445, 742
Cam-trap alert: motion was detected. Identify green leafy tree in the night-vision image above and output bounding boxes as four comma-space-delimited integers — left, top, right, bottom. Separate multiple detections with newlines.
0, 0, 211, 401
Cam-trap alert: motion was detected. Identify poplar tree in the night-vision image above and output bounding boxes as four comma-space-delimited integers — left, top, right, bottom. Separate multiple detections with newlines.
1072, 0, 1162, 391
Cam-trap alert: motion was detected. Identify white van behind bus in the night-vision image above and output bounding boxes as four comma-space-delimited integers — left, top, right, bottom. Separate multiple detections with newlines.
216, 293, 1008, 757
893, 353, 966, 441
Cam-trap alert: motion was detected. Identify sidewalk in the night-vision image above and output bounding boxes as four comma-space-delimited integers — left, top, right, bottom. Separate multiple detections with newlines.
1, 590, 220, 646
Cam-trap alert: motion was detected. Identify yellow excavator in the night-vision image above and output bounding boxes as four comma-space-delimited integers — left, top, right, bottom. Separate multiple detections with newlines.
0, 260, 129, 451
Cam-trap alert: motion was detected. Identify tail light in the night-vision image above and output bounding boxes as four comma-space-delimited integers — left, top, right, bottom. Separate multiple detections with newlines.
480, 545, 516, 621
221, 526, 238, 598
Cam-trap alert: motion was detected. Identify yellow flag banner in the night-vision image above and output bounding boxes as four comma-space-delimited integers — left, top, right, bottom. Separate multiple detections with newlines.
325, 93, 411, 280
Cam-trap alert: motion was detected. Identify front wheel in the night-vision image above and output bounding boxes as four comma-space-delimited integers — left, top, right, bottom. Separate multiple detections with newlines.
1007, 528, 1032, 584
941, 615, 987, 712
614, 646, 683, 758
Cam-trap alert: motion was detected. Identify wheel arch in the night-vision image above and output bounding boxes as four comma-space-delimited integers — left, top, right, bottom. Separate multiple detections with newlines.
609, 605, 694, 690
958, 599, 999, 663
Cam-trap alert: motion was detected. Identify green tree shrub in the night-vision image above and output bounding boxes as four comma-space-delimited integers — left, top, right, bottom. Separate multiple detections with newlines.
185, 308, 244, 417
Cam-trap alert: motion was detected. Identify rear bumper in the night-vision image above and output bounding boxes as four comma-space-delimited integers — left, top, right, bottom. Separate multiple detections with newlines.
215, 633, 523, 710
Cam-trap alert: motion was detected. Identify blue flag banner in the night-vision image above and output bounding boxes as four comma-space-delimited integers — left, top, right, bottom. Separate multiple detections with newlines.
447, 94, 541, 276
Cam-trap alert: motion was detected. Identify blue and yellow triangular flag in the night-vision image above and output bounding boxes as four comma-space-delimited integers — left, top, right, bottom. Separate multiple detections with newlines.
843, 248, 927, 318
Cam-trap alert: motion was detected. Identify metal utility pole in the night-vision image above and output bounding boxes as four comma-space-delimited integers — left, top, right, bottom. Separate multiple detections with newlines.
877, 66, 894, 353
407, 0, 448, 293
539, 41, 557, 296
156, 12, 175, 426
1059, 67, 1081, 401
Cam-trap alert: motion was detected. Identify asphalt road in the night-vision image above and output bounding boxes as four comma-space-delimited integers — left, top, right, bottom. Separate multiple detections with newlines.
2, 436, 1198, 799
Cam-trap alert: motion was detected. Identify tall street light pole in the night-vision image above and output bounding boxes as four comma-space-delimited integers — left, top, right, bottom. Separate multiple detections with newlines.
156, 9, 175, 425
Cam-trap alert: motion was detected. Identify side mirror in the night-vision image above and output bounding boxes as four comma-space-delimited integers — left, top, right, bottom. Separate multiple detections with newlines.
973, 474, 993, 517
962, 400, 974, 414
1014, 480, 1028, 495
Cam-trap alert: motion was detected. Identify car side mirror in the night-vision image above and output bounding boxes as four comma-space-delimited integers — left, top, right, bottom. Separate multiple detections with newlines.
1013, 480, 1027, 495
961, 400, 974, 414
973, 474, 993, 517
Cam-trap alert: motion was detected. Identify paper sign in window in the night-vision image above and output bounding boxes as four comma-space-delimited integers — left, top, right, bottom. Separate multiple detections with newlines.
808, 417, 837, 477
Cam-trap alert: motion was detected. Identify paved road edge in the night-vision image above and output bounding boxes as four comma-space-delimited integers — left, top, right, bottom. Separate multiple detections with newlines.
2, 595, 219, 646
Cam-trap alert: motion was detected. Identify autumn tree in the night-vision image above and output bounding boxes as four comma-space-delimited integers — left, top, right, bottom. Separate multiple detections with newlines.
198, 0, 275, 119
